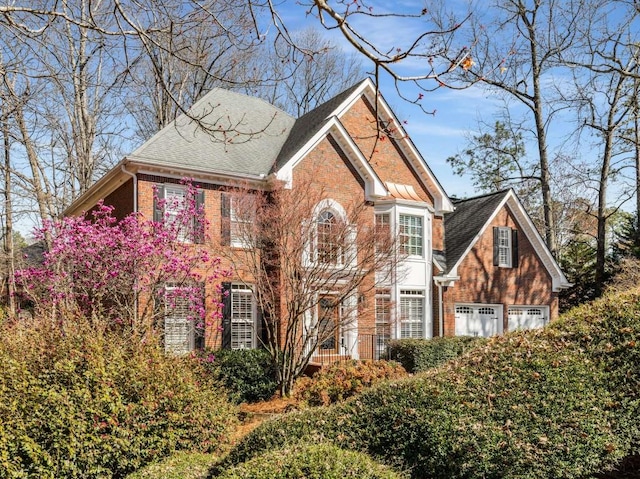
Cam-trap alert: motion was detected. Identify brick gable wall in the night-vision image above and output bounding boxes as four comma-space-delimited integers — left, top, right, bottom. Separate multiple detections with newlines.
441, 206, 558, 336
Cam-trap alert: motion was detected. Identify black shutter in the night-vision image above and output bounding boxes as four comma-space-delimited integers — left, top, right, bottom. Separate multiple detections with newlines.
511, 229, 519, 268
492, 227, 499, 266
221, 193, 231, 246
153, 185, 165, 223
221, 282, 232, 349
193, 189, 205, 244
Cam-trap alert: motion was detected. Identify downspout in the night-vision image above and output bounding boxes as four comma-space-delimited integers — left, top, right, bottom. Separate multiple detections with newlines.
438, 282, 444, 337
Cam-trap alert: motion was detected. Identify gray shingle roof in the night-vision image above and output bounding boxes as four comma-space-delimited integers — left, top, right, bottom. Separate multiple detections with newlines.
128, 88, 296, 177
443, 190, 510, 273
128, 80, 369, 178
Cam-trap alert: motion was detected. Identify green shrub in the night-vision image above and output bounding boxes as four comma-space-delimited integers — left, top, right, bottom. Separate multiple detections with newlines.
388, 336, 485, 373
216, 442, 407, 479
220, 289, 640, 478
124, 452, 217, 479
293, 360, 407, 406
199, 349, 278, 403
0, 319, 238, 479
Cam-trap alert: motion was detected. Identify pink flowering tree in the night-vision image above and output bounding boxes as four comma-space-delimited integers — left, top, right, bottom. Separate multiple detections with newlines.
16, 181, 228, 342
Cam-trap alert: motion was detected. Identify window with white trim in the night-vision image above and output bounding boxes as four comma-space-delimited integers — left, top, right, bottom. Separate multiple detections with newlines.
155, 184, 205, 243
230, 195, 256, 248
399, 214, 423, 256
231, 284, 256, 350
400, 289, 424, 338
375, 288, 392, 354
317, 209, 344, 265
375, 213, 390, 252
497, 227, 511, 267
163, 284, 202, 354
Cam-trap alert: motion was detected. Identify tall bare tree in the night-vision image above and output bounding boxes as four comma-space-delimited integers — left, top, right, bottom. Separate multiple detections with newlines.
220, 172, 400, 395
452, 0, 592, 256
242, 28, 365, 117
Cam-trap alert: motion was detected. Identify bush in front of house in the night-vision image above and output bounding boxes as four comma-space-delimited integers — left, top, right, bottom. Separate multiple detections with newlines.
293, 360, 407, 406
387, 336, 486, 373
124, 452, 217, 479
219, 288, 640, 478
216, 442, 407, 479
199, 348, 278, 403
0, 319, 238, 479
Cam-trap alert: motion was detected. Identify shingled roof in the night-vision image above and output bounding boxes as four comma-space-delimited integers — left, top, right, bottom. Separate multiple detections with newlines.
443, 190, 510, 273
126, 81, 369, 178
127, 88, 296, 177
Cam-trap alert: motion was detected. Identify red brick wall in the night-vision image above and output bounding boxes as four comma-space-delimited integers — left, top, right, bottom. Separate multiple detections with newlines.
339, 97, 435, 206
441, 207, 559, 336
433, 215, 444, 251
292, 135, 377, 335
91, 179, 134, 220
137, 176, 243, 350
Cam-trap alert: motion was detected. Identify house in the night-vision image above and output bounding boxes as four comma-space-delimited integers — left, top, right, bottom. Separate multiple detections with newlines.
66, 78, 570, 356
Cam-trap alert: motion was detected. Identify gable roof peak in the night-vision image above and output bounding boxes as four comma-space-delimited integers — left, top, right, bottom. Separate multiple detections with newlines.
451, 188, 512, 205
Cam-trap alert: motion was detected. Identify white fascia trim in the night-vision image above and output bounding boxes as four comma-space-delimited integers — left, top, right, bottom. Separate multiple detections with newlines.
129, 159, 268, 187
64, 158, 129, 217
275, 117, 388, 200
331, 78, 454, 214
504, 192, 571, 291
433, 275, 460, 287
432, 256, 446, 273
448, 190, 571, 292
375, 198, 434, 212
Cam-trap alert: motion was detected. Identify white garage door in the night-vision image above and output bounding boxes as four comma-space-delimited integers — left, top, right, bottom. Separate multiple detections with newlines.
508, 307, 548, 331
455, 304, 501, 337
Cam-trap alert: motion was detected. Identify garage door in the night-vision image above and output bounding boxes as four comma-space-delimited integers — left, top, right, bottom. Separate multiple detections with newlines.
508, 307, 548, 331
455, 304, 501, 337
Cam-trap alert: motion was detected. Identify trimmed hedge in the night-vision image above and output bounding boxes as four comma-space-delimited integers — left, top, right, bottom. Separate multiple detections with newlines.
216, 442, 407, 479
125, 452, 216, 479
217, 289, 640, 478
0, 321, 238, 479
199, 349, 278, 403
388, 336, 485, 373
293, 360, 407, 406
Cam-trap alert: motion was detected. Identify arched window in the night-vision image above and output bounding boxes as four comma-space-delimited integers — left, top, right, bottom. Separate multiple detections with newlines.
317, 209, 343, 265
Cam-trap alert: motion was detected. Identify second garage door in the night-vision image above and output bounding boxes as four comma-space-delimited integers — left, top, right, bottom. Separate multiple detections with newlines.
507, 306, 548, 331
454, 304, 502, 337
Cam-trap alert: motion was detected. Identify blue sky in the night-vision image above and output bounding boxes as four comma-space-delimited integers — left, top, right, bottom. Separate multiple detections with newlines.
273, 0, 504, 199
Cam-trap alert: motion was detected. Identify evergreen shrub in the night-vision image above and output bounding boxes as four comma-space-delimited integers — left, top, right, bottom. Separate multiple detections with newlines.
388, 336, 485, 373
199, 349, 278, 403
219, 289, 640, 478
0, 320, 238, 479
217, 442, 406, 479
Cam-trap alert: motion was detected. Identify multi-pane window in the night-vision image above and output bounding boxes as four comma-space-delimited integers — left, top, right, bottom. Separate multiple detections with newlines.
317, 210, 343, 265
497, 227, 512, 267
399, 214, 423, 256
375, 289, 391, 356
164, 186, 189, 241
156, 184, 204, 243
229, 195, 255, 248
400, 290, 424, 338
375, 213, 390, 252
231, 284, 255, 350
